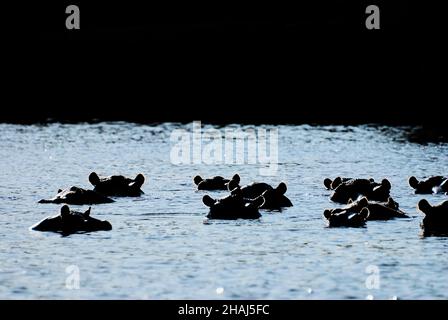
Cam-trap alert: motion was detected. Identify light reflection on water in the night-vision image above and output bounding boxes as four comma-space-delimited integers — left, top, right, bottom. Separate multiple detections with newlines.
0, 122, 447, 299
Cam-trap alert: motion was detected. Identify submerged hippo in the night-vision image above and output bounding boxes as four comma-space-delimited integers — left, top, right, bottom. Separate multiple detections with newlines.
323, 207, 370, 228
31, 205, 112, 235
324, 197, 408, 221
202, 187, 264, 220
194, 174, 240, 190
409, 176, 448, 195
227, 180, 293, 210
38, 186, 114, 205
89, 172, 145, 197
418, 199, 448, 236
324, 177, 356, 190
330, 178, 391, 204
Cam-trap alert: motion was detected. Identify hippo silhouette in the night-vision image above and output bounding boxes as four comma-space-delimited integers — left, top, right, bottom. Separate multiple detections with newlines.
89, 172, 145, 197
418, 199, 448, 236
330, 178, 391, 204
324, 197, 408, 221
202, 187, 264, 220
194, 174, 240, 190
324, 177, 352, 190
409, 176, 448, 195
323, 207, 369, 227
31, 205, 112, 235
38, 186, 114, 205
227, 180, 292, 210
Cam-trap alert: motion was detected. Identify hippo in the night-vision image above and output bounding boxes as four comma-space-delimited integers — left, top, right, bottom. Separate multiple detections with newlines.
408, 176, 448, 194
38, 186, 114, 205
323, 207, 370, 227
194, 174, 240, 190
418, 199, 448, 236
330, 178, 391, 204
202, 187, 264, 220
324, 197, 408, 221
227, 180, 293, 210
31, 205, 112, 235
324, 177, 354, 190
89, 172, 145, 197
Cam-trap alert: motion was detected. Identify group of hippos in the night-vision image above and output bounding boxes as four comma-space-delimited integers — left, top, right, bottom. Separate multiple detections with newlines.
31, 172, 448, 236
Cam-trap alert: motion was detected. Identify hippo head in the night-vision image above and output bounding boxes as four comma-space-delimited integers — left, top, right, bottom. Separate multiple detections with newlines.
418, 199, 448, 236
203, 187, 264, 220
409, 176, 437, 194
32, 205, 112, 235
38, 186, 114, 205
368, 179, 391, 201
194, 174, 240, 190
257, 182, 292, 209
323, 207, 369, 228
330, 183, 353, 204
324, 197, 368, 217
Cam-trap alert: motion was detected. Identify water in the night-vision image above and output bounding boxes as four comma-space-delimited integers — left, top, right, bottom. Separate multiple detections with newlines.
0, 123, 447, 300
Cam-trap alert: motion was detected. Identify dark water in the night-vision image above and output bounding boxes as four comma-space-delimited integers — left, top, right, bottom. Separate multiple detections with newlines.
0, 123, 447, 299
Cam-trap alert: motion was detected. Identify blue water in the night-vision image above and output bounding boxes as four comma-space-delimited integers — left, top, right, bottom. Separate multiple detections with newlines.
0, 123, 447, 299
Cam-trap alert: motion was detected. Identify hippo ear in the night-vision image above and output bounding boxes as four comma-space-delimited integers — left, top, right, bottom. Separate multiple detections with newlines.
89, 172, 100, 186
381, 179, 391, 190
369, 178, 375, 183
84, 207, 91, 217
331, 177, 342, 189
58, 189, 62, 193
135, 174, 145, 186
202, 195, 216, 207
360, 207, 370, 220
60, 205, 70, 218
323, 178, 332, 189
232, 174, 241, 184
323, 209, 332, 219
193, 175, 203, 185
276, 182, 287, 195
408, 176, 419, 189
359, 197, 369, 208
417, 199, 431, 215
227, 179, 239, 192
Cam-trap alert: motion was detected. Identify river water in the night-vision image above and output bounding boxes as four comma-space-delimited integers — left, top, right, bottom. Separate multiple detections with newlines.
0, 122, 447, 299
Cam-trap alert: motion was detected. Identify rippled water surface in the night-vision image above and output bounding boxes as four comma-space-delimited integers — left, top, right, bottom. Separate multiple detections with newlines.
1, 123, 447, 299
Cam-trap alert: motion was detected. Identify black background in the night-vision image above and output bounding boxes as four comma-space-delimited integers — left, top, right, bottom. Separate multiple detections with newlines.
3, 300, 448, 318
1, 2, 448, 308
3, 1, 444, 124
